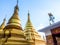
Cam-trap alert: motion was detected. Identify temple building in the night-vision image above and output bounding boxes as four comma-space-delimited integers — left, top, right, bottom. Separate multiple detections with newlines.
39, 21, 60, 45
0, 0, 46, 45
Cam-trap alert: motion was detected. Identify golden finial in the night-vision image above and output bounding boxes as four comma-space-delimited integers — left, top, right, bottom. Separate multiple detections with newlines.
4, 17, 6, 22
28, 10, 30, 22
17, 0, 18, 6
14, 0, 19, 11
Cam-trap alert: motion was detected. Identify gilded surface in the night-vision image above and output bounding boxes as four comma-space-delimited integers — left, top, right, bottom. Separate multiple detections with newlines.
0, 1, 46, 45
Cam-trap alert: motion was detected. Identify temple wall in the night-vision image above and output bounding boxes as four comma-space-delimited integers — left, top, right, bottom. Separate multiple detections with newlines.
46, 27, 60, 45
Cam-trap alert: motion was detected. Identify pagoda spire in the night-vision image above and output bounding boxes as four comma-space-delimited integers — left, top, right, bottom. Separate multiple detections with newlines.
16, 0, 18, 8
7, 0, 22, 30
28, 10, 30, 22
24, 11, 35, 41
24, 11, 42, 43
0, 18, 6, 29
25, 11, 33, 27
14, 0, 19, 14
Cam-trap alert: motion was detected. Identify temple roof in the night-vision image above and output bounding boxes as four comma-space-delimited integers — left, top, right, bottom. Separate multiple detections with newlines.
38, 21, 60, 36
39, 21, 60, 32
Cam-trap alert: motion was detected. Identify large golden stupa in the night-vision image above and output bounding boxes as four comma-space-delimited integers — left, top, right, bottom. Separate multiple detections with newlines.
0, 0, 46, 45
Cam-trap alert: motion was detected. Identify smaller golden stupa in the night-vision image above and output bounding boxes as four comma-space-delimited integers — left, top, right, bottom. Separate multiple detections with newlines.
24, 11, 46, 45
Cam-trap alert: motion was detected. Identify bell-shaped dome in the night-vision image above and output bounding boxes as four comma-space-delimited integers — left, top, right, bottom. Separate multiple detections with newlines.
5, 3, 22, 30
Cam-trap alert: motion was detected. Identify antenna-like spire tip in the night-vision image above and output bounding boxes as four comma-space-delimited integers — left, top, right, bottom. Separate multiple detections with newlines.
28, 10, 30, 15
17, 0, 18, 5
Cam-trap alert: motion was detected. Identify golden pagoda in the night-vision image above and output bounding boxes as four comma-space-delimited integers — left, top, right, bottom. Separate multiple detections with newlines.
0, 0, 46, 45
24, 11, 46, 45
0, 0, 29, 45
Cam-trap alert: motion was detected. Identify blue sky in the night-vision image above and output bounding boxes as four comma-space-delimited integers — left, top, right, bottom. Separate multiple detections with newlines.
0, 0, 60, 30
